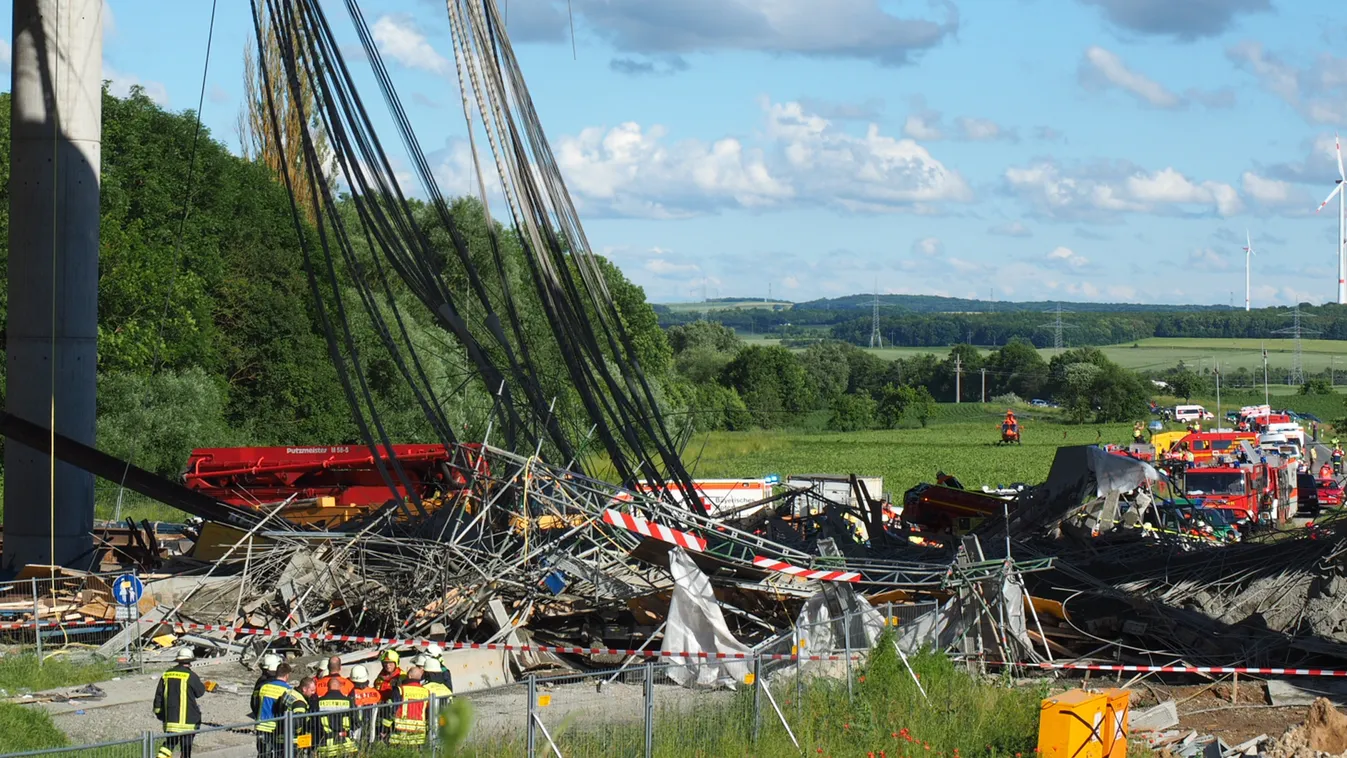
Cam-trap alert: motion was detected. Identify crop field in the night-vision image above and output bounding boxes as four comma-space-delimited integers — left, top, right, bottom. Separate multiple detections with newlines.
685, 406, 1135, 498
661, 300, 793, 314
737, 335, 1347, 375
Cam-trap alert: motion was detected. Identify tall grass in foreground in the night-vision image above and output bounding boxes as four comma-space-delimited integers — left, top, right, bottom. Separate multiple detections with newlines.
459, 640, 1043, 757
0, 653, 112, 752
0, 653, 115, 693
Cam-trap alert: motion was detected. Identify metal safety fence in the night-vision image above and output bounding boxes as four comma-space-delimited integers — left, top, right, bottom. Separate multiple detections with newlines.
0, 611, 923, 758
0, 572, 138, 665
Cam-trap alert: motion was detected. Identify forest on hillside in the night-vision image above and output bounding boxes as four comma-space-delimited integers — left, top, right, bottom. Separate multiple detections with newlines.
656, 301, 1347, 346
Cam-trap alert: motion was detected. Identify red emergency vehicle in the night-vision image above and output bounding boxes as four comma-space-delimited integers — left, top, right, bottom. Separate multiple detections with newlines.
1179, 431, 1258, 464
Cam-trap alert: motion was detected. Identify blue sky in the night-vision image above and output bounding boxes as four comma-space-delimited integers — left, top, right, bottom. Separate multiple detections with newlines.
6, 0, 1347, 306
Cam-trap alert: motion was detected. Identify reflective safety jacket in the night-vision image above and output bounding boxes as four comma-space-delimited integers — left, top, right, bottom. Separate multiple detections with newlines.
253, 679, 305, 734
386, 682, 431, 746
373, 667, 403, 700
352, 687, 381, 708
316, 675, 354, 698
425, 681, 452, 700
315, 691, 355, 757
153, 664, 205, 733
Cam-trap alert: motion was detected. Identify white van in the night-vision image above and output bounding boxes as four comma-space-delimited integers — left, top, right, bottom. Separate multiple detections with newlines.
1174, 405, 1214, 422
1264, 422, 1306, 449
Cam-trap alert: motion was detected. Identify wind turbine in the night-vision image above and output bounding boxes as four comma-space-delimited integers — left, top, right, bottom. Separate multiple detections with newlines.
1242, 230, 1255, 311
1315, 132, 1346, 305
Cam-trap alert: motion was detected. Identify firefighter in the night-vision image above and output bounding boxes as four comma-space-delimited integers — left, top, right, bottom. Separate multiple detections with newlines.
1334, 444, 1345, 475
317, 656, 354, 698
350, 666, 382, 748
421, 644, 451, 691
314, 671, 356, 758
1322, 462, 1335, 481
1132, 421, 1145, 444
422, 658, 453, 700
1311, 445, 1320, 468
153, 649, 206, 758
290, 678, 318, 757
373, 650, 403, 695
249, 653, 283, 719
373, 651, 403, 741
385, 667, 432, 747
253, 663, 304, 758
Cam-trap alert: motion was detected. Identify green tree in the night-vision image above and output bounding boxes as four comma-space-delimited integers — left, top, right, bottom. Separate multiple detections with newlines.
666, 321, 741, 355
799, 341, 853, 407
1301, 378, 1335, 395
875, 384, 918, 429
1167, 367, 1202, 401
720, 346, 812, 427
827, 393, 876, 432
96, 369, 240, 478
985, 339, 1048, 399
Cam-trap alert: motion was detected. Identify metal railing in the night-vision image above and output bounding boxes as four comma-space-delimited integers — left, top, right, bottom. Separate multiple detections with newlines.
0, 606, 932, 758
0, 572, 137, 664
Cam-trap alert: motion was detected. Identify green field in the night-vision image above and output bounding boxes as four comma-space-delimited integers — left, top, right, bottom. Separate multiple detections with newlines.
661, 300, 793, 314
685, 405, 1135, 498
739, 335, 1347, 375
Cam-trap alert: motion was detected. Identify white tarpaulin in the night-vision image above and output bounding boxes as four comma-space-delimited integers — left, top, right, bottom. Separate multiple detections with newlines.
1087, 445, 1158, 497
792, 589, 887, 658
661, 547, 753, 688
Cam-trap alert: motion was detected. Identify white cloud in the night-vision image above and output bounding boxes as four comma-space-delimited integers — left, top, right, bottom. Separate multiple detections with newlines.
1004, 159, 1242, 220
902, 114, 943, 141
550, 98, 971, 218
911, 237, 944, 257
1045, 246, 1091, 271
1080, 46, 1180, 108
646, 258, 700, 275
955, 117, 1011, 142
900, 98, 1016, 142
782, 276, 800, 289
373, 15, 450, 75
1228, 41, 1347, 125
567, 0, 958, 67
988, 220, 1032, 237
0, 39, 9, 73
1079, 0, 1270, 41
104, 65, 168, 106
1186, 247, 1233, 271
1241, 171, 1309, 208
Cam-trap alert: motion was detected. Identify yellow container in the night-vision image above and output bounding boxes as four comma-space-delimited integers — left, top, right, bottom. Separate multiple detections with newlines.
1101, 689, 1130, 758
1037, 689, 1106, 758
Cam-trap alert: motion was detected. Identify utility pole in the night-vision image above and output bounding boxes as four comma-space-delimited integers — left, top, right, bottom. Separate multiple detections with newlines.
980, 367, 986, 404
4, 0, 102, 571
1262, 342, 1269, 407
955, 355, 962, 404
1215, 362, 1221, 430
868, 286, 883, 349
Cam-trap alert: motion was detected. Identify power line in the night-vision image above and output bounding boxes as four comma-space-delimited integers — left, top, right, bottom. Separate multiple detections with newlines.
1038, 304, 1077, 353
1271, 304, 1319, 385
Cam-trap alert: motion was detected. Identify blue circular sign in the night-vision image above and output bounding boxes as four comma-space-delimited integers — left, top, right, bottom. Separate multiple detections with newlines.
112, 574, 143, 607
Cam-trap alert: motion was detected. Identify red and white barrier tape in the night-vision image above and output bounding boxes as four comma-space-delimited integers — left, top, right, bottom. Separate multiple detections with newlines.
602, 509, 706, 552
13, 617, 1347, 677
752, 556, 861, 583
995, 661, 1347, 678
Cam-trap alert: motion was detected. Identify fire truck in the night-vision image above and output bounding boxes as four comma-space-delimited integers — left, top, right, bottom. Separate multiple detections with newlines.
1182, 456, 1297, 523
1179, 431, 1259, 464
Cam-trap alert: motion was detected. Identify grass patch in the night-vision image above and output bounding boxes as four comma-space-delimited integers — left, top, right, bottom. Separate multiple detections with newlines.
0, 652, 115, 693
687, 416, 1133, 498
465, 640, 1042, 756
0, 703, 68, 752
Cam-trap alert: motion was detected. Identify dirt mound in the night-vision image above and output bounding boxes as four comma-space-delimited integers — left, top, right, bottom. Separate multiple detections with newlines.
1266, 699, 1347, 758
1306, 699, 1347, 754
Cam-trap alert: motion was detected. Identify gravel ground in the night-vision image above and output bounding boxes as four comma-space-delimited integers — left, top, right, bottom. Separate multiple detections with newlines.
34, 660, 738, 756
